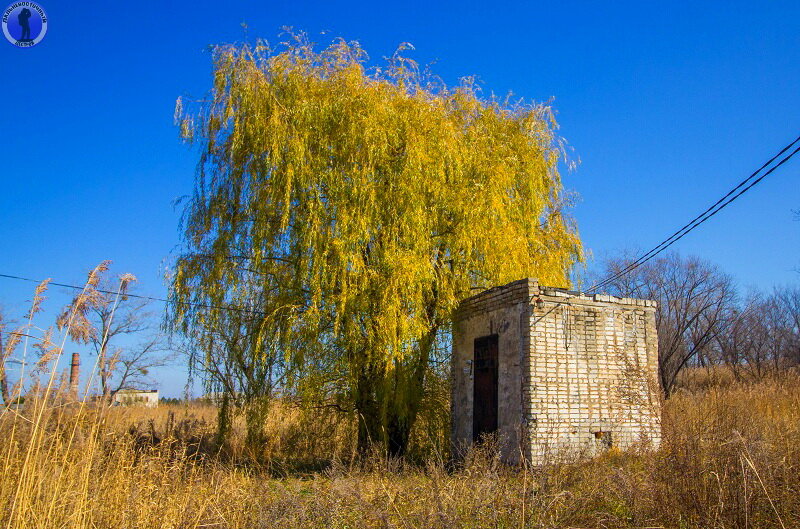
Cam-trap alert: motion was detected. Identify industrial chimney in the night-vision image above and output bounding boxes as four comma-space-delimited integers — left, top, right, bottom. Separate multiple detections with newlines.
69, 353, 80, 399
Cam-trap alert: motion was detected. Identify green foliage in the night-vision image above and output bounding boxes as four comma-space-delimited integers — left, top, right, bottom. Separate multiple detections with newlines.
170, 33, 581, 453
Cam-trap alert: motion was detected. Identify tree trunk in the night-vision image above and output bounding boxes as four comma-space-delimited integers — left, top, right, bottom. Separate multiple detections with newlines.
386, 414, 411, 457
387, 331, 434, 457
215, 391, 232, 450
244, 396, 269, 456
355, 365, 383, 454
354, 330, 435, 457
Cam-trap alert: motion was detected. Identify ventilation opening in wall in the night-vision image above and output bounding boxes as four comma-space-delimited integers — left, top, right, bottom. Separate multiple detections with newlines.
594, 430, 613, 449
472, 334, 498, 442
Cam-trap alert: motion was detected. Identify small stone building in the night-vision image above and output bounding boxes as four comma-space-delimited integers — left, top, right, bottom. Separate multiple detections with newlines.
113, 389, 159, 408
451, 279, 661, 464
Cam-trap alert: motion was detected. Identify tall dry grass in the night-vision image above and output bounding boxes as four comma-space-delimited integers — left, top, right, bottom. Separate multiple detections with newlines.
2, 376, 799, 528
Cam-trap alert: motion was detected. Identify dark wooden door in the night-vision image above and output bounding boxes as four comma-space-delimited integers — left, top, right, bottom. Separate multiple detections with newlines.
473, 334, 499, 441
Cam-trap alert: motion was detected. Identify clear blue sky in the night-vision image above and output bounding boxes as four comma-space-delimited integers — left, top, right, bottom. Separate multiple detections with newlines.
1, 0, 798, 396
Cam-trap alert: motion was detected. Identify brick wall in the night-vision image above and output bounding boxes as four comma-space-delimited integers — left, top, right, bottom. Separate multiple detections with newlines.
452, 279, 661, 464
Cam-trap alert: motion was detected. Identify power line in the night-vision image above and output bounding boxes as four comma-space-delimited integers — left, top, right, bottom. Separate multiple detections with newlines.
590, 134, 800, 293
0, 272, 266, 317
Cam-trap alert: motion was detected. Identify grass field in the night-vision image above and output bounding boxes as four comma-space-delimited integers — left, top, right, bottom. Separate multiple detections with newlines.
2, 371, 799, 529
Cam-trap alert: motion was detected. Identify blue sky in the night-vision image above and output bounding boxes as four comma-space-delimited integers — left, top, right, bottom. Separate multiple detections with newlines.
1, 0, 798, 396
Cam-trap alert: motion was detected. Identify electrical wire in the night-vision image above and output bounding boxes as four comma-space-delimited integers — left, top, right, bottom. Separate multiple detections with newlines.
590, 136, 800, 293
0, 272, 266, 316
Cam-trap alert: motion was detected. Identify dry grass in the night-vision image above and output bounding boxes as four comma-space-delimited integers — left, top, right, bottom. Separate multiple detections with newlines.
2, 374, 800, 529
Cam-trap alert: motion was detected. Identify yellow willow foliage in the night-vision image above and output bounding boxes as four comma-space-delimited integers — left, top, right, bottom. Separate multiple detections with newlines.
171, 36, 581, 377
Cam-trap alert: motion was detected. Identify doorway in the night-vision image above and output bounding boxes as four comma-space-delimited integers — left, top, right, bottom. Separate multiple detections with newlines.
472, 334, 499, 441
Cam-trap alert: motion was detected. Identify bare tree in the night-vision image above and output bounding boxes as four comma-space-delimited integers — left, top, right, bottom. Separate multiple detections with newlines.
714, 303, 747, 378
56, 270, 174, 401
184, 297, 290, 448
600, 252, 735, 396
723, 288, 800, 380
777, 286, 800, 366
87, 285, 173, 399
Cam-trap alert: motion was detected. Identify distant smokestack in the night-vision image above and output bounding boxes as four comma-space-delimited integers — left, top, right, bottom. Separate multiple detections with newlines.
70, 353, 80, 399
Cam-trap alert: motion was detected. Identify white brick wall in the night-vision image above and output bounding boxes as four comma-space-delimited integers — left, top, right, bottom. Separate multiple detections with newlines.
452, 279, 661, 465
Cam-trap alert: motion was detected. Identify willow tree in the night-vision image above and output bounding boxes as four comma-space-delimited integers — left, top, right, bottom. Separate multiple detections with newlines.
170, 35, 581, 455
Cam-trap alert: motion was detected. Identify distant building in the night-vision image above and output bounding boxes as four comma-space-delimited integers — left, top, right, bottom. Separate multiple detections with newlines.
113, 389, 159, 408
